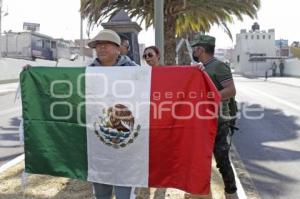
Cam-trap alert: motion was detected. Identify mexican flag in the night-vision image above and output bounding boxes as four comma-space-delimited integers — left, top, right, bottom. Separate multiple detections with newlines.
20, 66, 220, 195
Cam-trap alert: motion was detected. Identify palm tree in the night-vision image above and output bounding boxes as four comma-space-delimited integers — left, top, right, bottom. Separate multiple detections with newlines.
80, 0, 260, 64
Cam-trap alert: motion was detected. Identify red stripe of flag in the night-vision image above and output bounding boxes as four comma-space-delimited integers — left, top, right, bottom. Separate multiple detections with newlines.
149, 66, 220, 194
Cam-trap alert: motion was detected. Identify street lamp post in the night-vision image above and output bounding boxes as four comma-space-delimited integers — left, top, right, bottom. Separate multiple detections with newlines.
154, 0, 164, 65
0, 0, 8, 59
80, 14, 85, 62
0, 0, 3, 58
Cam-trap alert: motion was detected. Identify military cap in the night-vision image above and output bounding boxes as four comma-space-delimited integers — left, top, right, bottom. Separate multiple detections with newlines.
191, 34, 216, 47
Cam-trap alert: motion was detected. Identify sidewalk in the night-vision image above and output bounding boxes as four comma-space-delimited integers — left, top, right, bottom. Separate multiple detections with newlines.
260, 76, 300, 87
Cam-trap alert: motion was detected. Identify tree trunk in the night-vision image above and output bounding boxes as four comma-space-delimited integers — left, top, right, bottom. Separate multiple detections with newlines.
164, 15, 177, 65
178, 43, 192, 65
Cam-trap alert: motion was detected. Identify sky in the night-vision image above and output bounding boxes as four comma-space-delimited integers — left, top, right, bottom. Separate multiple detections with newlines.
1, 0, 299, 49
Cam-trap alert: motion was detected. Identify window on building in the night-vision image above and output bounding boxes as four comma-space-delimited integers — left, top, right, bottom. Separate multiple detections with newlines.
245, 35, 248, 39
36, 40, 43, 48
269, 35, 271, 39
257, 35, 259, 39
263, 35, 265, 39
251, 35, 254, 39
51, 41, 56, 49
44, 40, 51, 48
237, 55, 240, 63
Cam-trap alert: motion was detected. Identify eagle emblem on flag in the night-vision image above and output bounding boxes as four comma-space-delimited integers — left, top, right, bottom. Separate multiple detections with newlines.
94, 104, 141, 149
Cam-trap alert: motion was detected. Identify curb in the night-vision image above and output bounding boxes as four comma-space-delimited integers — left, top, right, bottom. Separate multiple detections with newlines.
0, 154, 24, 173
0, 79, 19, 85
264, 79, 300, 88
232, 160, 248, 199
0, 89, 17, 95
231, 145, 261, 199
244, 76, 300, 88
235, 74, 300, 88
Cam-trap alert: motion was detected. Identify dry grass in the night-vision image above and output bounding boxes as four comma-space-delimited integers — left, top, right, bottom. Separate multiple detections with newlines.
290, 47, 300, 59
0, 162, 92, 199
0, 160, 224, 199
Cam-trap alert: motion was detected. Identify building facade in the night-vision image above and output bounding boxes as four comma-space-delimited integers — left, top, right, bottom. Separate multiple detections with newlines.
233, 24, 276, 76
0, 31, 56, 60
0, 31, 79, 61
275, 39, 290, 57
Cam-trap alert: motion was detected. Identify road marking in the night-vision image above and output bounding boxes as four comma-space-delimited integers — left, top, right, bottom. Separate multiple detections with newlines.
0, 107, 22, 116
238, 86, 300, 112
0, 154, 24, 173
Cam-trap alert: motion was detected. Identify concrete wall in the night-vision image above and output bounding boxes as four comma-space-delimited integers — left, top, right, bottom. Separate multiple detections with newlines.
1, 33, 32, 58
284, 58, 300, 77
0, 57, 92, 83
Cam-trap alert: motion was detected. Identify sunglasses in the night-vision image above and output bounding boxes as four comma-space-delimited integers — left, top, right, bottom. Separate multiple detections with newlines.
143, 53, 154, 59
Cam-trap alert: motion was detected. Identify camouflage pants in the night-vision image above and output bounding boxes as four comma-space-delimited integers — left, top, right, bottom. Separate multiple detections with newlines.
213, 121, 237, 194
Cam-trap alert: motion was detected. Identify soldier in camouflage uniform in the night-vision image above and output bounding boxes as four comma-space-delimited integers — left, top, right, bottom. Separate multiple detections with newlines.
191, 34, 238, 199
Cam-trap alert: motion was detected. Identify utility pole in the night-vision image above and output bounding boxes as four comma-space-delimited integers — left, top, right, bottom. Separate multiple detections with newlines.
0, 0, 2, 58
80, 14, 85, 62
0, 0, 8, 59
154, 0, 164, 65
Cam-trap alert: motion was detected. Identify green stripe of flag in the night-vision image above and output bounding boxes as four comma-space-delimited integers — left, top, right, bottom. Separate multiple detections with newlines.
21, 67, 87, 180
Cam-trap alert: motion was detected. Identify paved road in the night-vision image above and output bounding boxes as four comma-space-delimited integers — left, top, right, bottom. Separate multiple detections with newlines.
0, 86, 23, 167
233, 75, 300, 199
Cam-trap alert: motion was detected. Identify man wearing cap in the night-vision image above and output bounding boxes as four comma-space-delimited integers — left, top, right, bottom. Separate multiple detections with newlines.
87, 29, 137, 199
88, 29, 137, 67
191, 34, 238, 199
